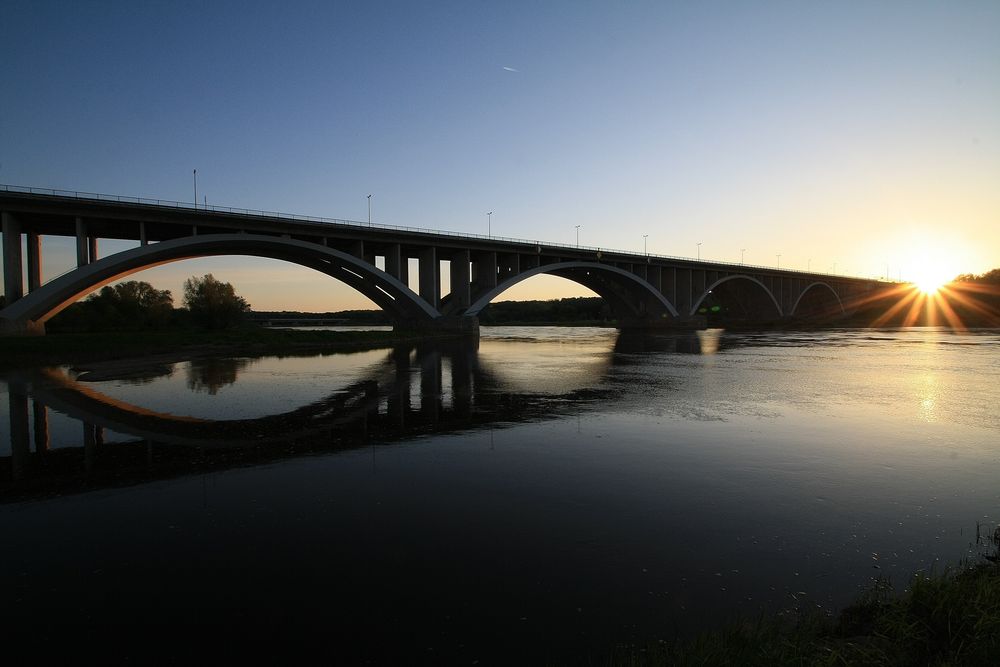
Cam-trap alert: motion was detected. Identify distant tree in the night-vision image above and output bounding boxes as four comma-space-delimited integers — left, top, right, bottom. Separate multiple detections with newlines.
955, 268, 1000, 285
93, 281, 173, 325
183, 274, 251, 329
949, 268, 1000, 327
48, 280, 173, 332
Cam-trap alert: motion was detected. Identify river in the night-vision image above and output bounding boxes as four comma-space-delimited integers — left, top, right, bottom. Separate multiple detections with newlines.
2, 326, 998, 663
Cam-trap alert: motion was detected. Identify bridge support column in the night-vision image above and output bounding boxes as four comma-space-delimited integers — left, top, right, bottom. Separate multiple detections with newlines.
664, 267, 677, 308
419, 246, 439, 309
475, 251, 497, 291
27, 232, 42, 292
673, 268, 690, 315
88, 237, 98, 263
449, 249, 471, 310
75, 217, 89, 267
648, 265, 661, 293
2, 211, 24, 304
139, 221, 148, 246
385, 244, 402, 281
499, 253, 519, 280
400, 252, 410, 286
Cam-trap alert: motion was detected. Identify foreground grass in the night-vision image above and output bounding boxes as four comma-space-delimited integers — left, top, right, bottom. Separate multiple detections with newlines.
0, 326, 436, 369
614, 558, 1000, 666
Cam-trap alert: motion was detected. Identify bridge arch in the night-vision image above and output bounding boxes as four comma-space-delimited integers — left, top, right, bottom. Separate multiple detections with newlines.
692, 275, 783, 319
0, 234, 440, 332
790, 281, 845, 317
465, 261, 679, 320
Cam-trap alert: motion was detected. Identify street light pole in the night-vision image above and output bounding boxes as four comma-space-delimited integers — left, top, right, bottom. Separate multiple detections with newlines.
643, 234, 648, 255
488, 211, 493, 237
741, 248, 745, 265
367, 194, 372, 227
776, 253, 781, 270
697, 242, 701, 260
575, 225, 581, 248
193, 169, 197, 209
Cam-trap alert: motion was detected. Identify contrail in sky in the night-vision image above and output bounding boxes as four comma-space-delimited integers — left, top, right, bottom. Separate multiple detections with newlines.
503, 66, 519, 72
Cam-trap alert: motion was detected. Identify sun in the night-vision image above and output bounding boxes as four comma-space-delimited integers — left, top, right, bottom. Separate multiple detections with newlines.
900, 242, 959, 295
911, 265, 953, 294
915, 274, 948, 294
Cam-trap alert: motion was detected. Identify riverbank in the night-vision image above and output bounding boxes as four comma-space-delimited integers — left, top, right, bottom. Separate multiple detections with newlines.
613, 553, 1000, 666
0, 327, 464, 371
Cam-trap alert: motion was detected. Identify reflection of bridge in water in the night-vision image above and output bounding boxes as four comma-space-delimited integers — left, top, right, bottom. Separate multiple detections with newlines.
6, 334, 696, 497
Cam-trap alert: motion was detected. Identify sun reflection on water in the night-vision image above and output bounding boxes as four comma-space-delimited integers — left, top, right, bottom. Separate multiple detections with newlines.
915, 374, 939, 423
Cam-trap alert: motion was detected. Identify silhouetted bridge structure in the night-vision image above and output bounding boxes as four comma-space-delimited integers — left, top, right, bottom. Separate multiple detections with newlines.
1, 186, 883, 334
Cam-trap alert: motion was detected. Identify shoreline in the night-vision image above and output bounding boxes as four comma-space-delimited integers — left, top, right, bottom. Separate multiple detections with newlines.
0, 327, 470, 372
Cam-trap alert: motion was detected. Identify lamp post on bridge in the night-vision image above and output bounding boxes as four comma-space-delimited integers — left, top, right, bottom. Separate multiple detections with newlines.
488, 211, 492, 238
367, 194, 372, 227
741, 248, 746, 265
776, 253, 781, 270
575, 225, 581, 248
193, 169, 198, 209
697, 242, 701, 261
643, 234, 648, 255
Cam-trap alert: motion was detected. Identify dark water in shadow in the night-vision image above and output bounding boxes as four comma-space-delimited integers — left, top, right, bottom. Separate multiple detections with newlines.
1, 326, 999, 663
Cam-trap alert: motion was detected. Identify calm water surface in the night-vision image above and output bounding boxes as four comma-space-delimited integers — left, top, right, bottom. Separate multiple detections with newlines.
2, 326, 998, 663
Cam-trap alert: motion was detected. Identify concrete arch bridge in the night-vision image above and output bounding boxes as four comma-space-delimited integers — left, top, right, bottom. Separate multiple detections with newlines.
1, 187, 882, 334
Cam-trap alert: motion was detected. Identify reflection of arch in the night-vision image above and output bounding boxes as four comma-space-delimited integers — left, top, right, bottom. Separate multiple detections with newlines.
0, 234, 440, 329
5, 338, 606, 452
790, 281, 845, 316
466, 262, 679, 318
2, 338, 630, 497
691, 275, 782, 317
13, 365, 395, 448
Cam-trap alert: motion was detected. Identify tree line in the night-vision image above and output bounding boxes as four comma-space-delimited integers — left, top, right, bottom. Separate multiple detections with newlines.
478, 297, 613, 324
249, 297, 613, 325
955, 268, 1000, 285
46, 274, 250, 333
945, 268, 1000, 326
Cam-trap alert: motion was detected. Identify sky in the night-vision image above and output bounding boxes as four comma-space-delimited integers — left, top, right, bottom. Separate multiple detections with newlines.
2, 0, 998, 311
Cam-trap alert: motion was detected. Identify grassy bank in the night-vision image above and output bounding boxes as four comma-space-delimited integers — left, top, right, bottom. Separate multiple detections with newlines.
0, 326, 450, 370
613, 555, 1000, 666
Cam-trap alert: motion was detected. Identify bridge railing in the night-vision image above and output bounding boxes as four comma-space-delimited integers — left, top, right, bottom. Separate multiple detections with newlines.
1, 183, 885, 281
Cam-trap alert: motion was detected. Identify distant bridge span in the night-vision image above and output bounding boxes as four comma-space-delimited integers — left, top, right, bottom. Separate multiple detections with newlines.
1, 186, 882, 334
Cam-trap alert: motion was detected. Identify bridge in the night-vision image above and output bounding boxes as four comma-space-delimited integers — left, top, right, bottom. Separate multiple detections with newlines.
0, 185, 883, 335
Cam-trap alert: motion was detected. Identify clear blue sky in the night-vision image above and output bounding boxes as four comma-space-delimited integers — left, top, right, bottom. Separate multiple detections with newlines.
3, 1, 998, 310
